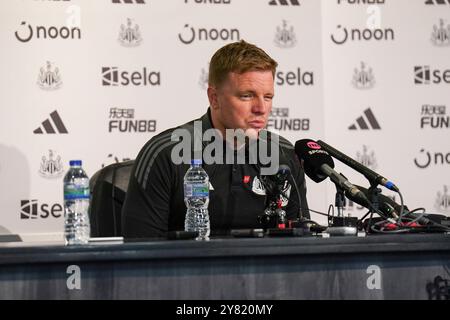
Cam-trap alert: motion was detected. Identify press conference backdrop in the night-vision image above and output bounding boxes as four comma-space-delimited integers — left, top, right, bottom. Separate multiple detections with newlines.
0, 0, 449, 241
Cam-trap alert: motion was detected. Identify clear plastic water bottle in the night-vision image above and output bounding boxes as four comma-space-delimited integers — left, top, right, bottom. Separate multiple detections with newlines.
63, 160, 90, 245
184, 159, 210, 241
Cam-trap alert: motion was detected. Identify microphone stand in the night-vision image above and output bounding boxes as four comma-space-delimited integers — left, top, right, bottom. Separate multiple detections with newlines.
358, 182, 382, 233
327, 180, 358, 236
260, 195, 287, 229
335, 184, 346, 219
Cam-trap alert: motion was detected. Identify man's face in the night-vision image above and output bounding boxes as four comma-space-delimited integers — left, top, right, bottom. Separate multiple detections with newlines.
208, 70, 274, 139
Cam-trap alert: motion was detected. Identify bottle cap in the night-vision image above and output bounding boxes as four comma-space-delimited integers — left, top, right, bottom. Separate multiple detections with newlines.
69, 160, 82, 166
191, 159, 202, 165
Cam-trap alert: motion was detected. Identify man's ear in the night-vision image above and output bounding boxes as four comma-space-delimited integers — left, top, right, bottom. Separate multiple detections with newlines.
207, 86, 218, 109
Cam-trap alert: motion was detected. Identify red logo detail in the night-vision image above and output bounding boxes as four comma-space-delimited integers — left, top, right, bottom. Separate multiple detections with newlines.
307, 141, 321, 150
243, 176, 251, 184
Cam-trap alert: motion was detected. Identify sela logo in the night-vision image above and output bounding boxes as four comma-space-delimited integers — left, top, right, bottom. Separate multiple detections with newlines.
15, 21, 81, 43
352, 62, 375, 89
420, 104, 449, 129
108, 107, 157, 133
331, 25, 394, 45
276, 68, 314, 86
39, 149, 64, 178
198, 67, 208, 90
267, 107, 310, 131
434, 185, 450, 214
184, 0, 231, 4
20, 200, 63, 219
414, 148, 450, 169
102, 67, 161, 86
112, 0, 145, 4
414, 66, 450, 85
118, 18, 142, 47
348, 108, 381, 130
431, 19, 450, 47
178, 24, 240, 45
274, 20, 296, 48
269, 0, 300, 5
34, 110, 68, 134
356, 145, 378, 170
337, 0, 385, 4
37, 61, 62, 90
101, 154, 131, 168
425, 0, 450, 5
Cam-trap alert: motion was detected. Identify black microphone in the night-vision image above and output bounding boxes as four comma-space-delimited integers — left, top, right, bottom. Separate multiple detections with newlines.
317, 140, 399, 192
262, 164, 291, 196
259, 164, 291, 229
295, 139, 369, 205
258, 152, 307, 221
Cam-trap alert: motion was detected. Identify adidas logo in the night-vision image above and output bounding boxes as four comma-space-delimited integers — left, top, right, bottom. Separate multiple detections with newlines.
112, 0, 145, 3
34, 110, 68, 134
269, 0, 300, 5
425, 0, 450, 4
348, 108, 381, 130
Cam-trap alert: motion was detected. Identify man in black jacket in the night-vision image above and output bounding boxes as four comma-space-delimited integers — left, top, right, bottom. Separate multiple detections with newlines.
122, 40, 309, 238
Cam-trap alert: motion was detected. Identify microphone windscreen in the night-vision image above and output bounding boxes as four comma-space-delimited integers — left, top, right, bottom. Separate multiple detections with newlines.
294, 139, 335, 183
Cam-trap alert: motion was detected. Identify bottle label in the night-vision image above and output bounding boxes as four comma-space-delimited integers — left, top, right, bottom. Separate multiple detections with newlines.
184, 183, 209, 197
64, 184, 89, 200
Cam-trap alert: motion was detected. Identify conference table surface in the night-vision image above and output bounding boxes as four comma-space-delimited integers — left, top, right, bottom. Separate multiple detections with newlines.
0, 233, 449, 299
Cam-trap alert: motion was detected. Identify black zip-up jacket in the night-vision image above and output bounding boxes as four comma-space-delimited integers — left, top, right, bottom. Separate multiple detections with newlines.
122, 109, 309, 238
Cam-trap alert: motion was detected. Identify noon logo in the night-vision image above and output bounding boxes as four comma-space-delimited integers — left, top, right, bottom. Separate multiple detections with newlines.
15, 21, 81, 43
178, 24, 240, 45
331, 25, 394, 45
414, 148, 450, 169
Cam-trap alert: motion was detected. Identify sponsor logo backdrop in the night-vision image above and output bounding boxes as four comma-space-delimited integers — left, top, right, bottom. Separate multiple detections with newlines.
0, 0, 448, 239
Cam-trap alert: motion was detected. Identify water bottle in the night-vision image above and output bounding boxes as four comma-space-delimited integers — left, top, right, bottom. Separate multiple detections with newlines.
184, 159, 210, 241
63, 160, 90, 245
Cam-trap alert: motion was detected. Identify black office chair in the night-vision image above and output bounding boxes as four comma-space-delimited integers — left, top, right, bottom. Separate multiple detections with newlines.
89, 160, 134, 237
